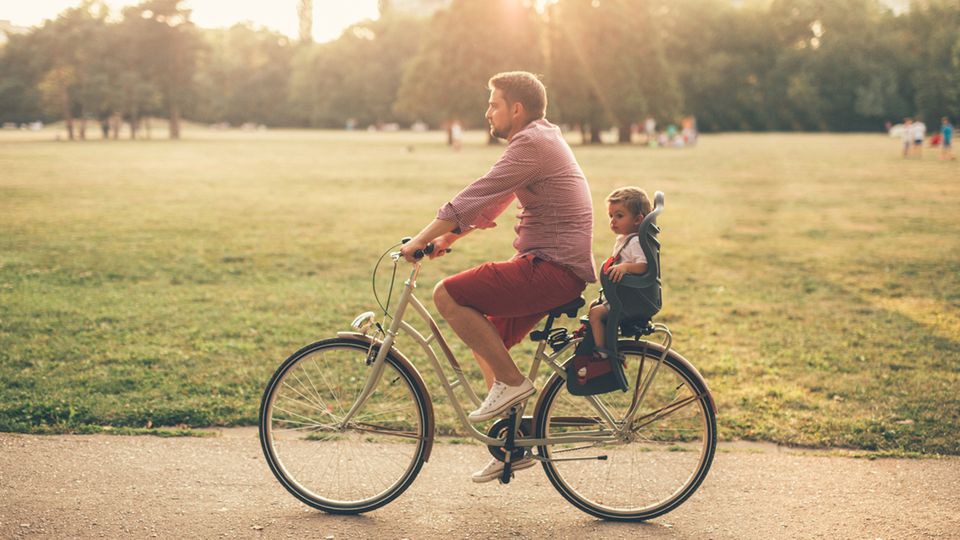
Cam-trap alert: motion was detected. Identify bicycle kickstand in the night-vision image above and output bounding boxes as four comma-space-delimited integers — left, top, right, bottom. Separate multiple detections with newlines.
499, 406, 520, 485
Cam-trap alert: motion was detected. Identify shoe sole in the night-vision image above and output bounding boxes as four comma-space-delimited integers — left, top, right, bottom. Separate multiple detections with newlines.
472, 459, 537, 483
467, 385, 536, 423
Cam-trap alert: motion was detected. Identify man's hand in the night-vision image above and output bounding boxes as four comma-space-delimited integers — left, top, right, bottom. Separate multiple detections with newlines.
399, 219, 459, 263
427, 233, 456, 259
400, 237, 429, 263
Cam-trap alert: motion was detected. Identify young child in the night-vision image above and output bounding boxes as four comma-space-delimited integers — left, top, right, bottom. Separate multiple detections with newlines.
585, 187, 653, 362
942, 117, 955, 161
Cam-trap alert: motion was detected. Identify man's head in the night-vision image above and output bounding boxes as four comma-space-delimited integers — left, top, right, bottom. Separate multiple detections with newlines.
486, 71, 547, 140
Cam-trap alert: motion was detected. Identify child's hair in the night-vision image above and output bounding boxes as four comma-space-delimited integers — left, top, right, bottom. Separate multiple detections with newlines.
606, 187, 653, 218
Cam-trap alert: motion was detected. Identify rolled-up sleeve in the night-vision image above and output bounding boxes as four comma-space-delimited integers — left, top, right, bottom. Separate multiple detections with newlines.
437, 133, 540, 231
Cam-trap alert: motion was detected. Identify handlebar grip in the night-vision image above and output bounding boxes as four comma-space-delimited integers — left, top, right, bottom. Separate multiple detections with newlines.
412, 243, 452, 260
413, 243, 434, 260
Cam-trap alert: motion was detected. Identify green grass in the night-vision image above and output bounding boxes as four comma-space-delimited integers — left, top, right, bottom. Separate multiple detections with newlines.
1, 128, 958, 454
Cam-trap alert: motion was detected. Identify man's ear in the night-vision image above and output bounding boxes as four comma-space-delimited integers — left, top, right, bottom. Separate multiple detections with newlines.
512, 101, 526, 120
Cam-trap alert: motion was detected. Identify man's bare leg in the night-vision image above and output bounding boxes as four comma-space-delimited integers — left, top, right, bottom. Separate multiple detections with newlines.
433, 283, 526, 386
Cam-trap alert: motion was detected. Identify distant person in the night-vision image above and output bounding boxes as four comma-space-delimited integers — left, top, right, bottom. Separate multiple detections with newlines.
912, 119, 926, 158
681, 116, 698, 146
574, 187, 652, 382
941, 117, 955, 161
399, 71, 596, 483
901, 118, 914, 158
644, 116, 656, 144
666, 123, 678, 146
450, 119, 463, 151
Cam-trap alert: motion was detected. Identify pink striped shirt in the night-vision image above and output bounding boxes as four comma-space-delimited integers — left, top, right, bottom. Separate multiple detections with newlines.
437, 119, 597, 283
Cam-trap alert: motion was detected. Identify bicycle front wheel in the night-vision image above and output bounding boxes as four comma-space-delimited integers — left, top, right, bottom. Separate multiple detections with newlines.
259, 337, 432, 514
534, 341, 716, 521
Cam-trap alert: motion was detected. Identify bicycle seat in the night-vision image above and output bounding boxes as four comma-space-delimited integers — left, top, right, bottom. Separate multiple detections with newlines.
547, 296, 585, 318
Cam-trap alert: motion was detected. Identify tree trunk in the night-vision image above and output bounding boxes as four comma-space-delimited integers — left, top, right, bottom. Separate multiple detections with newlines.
62, 92, 74, 141
129, 115, 138, 140
145, 117, 152, 139
590, 125, 602, 144
169, 104, 181, 139
101, 119, 110, 139
579, 123, 588, 145
111, 114, 121, 139
618, 124, 632, 144
78, 118, 87, 140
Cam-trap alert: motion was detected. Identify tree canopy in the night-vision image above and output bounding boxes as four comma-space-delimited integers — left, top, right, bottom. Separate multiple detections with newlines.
1, 0, 958, 138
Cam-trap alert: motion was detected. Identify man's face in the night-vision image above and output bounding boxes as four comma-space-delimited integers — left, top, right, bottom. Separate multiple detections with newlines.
485, 88, 513, 139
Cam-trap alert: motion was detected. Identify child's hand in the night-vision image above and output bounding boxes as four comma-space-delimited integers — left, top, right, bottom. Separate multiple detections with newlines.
607, 263, 627, 282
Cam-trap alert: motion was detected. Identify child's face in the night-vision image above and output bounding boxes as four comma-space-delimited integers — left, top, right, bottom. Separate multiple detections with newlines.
607, 202, 643, 235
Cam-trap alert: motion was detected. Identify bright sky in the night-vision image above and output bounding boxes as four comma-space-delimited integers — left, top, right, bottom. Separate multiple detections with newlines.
1, 1, 381, 42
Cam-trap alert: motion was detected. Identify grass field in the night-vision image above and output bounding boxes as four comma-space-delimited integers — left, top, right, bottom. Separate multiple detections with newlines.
1, 128, 958, 454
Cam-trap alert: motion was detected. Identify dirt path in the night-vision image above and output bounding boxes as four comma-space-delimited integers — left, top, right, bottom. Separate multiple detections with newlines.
1, 428, 957, 539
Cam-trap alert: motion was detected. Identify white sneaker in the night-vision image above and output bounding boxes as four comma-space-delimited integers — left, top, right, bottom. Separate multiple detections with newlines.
471, 456, 536, 483
467, 379, 535, 423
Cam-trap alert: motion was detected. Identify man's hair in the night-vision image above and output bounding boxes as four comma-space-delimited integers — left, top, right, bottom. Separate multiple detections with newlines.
607, 187, 653, 218
488, 71, 547, 121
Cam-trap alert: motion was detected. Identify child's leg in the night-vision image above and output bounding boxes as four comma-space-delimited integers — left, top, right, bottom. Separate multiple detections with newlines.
588, 304, 609, 351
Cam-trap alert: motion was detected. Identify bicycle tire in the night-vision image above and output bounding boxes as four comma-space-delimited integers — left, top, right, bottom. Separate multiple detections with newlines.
534, 340, 717, 521
259, 337, 432, 514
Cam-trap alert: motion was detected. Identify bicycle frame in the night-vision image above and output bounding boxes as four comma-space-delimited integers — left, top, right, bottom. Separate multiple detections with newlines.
336, 258, 673, 450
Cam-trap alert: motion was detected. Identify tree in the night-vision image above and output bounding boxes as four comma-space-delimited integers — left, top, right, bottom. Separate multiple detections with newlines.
29, 2, 112, 139
548, 0, 678, 144
898, 0, 960, 125
395, 0, 543, 140
191, 24, 296, 126
289, 12, 425, 128
0, 30, 53, 125
120, 0, 203, 139
298, 0, 313, 43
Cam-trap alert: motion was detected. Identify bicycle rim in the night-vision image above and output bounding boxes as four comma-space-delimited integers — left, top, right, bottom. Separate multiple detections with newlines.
260, 339, 428, 513
536, 342, 716, 521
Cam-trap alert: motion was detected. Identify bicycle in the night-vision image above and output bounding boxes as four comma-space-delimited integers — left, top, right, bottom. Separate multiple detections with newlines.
259, 194, 717, 521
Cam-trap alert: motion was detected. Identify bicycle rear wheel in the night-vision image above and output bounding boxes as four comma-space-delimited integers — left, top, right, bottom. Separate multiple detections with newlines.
534, 341, 716, 521
259, 337, 432, 514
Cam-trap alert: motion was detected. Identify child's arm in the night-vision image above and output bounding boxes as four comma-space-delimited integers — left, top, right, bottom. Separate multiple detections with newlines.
606, 262, 648, 283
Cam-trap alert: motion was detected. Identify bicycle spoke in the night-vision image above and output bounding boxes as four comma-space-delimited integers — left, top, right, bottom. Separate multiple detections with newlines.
288, 366, 329, 413
279, 380, 332, 416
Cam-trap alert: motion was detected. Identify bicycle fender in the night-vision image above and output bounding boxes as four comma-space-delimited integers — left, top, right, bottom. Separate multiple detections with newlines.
336, 332, 436, 461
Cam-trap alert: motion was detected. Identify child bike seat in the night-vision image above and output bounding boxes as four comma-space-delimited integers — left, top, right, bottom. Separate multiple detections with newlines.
601, 190, 664, 349
566, 191, 664, 396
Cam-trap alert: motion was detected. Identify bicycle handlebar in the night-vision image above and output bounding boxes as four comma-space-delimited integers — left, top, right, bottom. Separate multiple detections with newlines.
397, 237, 452, 261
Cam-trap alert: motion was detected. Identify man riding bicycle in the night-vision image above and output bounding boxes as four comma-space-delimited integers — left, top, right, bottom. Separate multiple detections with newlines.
400, 71, 597, 482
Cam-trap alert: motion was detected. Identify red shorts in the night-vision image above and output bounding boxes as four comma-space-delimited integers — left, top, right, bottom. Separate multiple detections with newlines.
442, 254, 586, 349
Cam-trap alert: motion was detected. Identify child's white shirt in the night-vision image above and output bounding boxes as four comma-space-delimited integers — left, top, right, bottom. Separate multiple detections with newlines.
613, 234, 647, 265
912, 122, 926, 140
